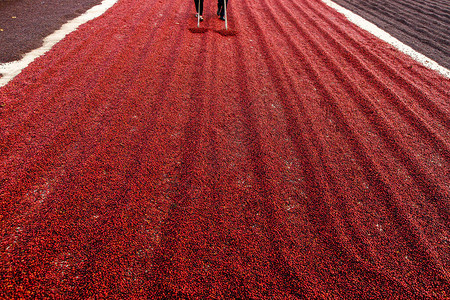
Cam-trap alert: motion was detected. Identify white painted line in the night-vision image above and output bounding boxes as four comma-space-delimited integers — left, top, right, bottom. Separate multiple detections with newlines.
322, 0, 450, 79
0, 0, 119, 87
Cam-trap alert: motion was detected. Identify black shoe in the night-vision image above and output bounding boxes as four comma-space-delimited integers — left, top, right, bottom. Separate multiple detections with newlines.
217, 8, 221, 16
219, 16, 225, 21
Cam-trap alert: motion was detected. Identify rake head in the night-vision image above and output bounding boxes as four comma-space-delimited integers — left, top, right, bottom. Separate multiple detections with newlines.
215, 29, 238, 36
189, 27, 208, 33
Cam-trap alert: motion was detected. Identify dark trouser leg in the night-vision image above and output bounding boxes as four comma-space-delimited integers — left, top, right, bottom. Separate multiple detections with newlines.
196, 0, 203, 15
200, 0, 204, 15
194, 0, 203, 14
194, 0, 198, 13
217, 0, 228, 17
217, 0, 222, 16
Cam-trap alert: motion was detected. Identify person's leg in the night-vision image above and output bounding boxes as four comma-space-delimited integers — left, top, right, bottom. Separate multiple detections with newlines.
199, 0, 204, 15
194, 0, 198, 14
219, 0, 228, 19
217, 0, 223, 16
